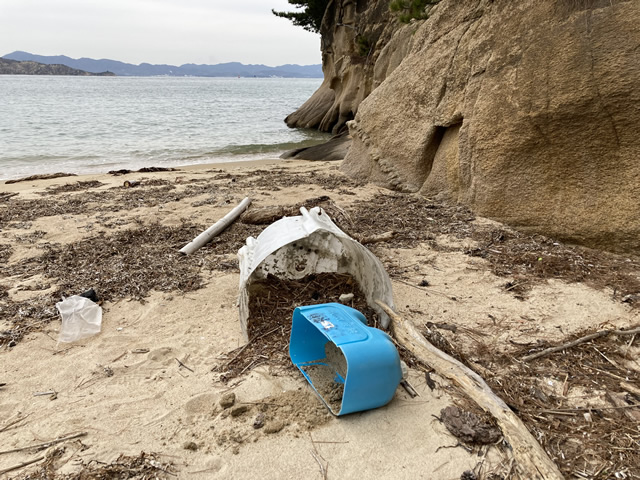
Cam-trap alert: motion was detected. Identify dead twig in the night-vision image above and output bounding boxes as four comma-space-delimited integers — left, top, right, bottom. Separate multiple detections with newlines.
0, 456, 45, 475
541, 403, 640, 414
33, 391, 57, 397
0, 414, 31, 433
175, 358, 194, 373
310, 449, 328, 480
522, 326, 640, 362
621, 381, 640, 398
400, 379, 420, 398
0, 432, 87, 455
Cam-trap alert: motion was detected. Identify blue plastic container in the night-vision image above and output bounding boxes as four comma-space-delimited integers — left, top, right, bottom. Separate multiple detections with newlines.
289, 303, 403, 416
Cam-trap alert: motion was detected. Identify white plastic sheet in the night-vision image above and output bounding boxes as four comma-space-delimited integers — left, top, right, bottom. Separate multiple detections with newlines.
56, 295, 102, 343
237, 207, 394, 339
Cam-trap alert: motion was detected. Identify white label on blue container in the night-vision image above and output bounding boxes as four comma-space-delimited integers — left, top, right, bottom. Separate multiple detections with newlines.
320, 320, 335, 330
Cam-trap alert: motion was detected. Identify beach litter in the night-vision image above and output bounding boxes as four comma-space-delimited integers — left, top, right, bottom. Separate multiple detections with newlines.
233, 207, 403, 415
55, 294, 102, 343
180, 197, 252, 255
237, 206, 394, 341
290, 303, 402, 415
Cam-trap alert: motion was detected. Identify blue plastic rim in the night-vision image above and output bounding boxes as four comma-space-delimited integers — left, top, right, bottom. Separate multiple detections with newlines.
289, 303, 403, 416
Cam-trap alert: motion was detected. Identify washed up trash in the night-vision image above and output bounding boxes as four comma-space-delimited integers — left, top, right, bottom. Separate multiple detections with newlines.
290, 303, 402, 415
56, 295, 102, 343
237, 206, 394, 340
78, 288, 99, 303
181, 197, 252, 255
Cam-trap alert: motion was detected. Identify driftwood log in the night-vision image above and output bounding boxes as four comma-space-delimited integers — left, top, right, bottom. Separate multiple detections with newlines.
376, 301, 563, 480
240, 205, 296, 225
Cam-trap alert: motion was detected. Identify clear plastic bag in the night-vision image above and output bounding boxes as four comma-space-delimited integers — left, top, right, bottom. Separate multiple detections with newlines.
56, 295, 102, 343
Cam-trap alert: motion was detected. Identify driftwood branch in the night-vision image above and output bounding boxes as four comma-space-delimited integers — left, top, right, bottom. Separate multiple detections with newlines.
356, 231, 395, 245
0, 432, 87, 456
522, 326, 640, 362
376, 301, 563, 480
179, 197, 252, 254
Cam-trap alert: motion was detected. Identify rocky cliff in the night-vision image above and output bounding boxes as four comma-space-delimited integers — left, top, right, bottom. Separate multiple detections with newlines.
285, 0, 416, 133
291, 0, 640, 253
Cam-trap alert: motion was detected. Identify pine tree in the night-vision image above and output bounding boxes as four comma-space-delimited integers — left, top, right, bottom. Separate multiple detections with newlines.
272, 0, 330, 33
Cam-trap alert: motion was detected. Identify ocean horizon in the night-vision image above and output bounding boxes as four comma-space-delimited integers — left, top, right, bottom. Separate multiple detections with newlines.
0, 75, 327, 181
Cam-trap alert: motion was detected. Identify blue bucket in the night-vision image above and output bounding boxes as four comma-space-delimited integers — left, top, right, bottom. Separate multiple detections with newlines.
289, 303, 402, 416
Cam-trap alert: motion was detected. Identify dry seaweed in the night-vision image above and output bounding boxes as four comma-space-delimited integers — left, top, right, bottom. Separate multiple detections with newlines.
347, 193, 475, 249
0, 244, 12, 263
17, 451, 175, 479
0, 192, 19, 201
344, 193, 640, 301
0, 184, 190, 225
211, 168, 362, 192
11, 222, 205, 301
108, 166, 178, 175
0, 220, 261, 347
5, 173, 77, 185
467, 227, 640, 300
482, 332, 640, 479
39, 181, 106, 196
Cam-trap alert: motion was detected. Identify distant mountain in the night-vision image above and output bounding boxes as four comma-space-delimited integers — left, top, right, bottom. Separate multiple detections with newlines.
2, 51, 323, 78
0, 57, 114, 76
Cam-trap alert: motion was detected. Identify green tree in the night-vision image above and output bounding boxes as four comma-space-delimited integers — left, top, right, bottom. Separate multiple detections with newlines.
272, 0, 330, 33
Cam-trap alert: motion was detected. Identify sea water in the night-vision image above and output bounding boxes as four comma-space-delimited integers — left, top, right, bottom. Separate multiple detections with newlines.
0, 75, 328, 181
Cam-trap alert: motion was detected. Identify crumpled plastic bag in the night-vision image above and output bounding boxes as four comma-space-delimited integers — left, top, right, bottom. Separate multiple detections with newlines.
56, 295, 102, 343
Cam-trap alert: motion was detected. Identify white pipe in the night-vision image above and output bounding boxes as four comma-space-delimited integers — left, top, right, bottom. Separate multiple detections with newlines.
180, 197, 252, 255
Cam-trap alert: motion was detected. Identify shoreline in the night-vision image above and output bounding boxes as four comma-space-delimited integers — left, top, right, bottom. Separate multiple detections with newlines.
1, 159, 638, 478
0, 157, 295, 192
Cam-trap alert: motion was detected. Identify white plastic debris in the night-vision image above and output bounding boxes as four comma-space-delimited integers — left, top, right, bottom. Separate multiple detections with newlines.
56, 295, 102, 343
237, 206, 394, 340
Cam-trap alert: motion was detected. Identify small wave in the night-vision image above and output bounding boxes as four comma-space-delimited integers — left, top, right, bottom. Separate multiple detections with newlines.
186, 138, 331, 159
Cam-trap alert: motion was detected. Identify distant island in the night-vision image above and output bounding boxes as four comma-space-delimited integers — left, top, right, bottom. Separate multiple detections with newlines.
0, 57, 114, 76
2, 51, 323, 78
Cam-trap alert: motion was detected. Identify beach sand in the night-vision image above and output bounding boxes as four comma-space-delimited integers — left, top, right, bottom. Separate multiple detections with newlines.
1, 159, 639, 479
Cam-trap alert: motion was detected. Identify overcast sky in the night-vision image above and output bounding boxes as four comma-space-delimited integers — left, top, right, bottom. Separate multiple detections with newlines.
0, 0, 322, 66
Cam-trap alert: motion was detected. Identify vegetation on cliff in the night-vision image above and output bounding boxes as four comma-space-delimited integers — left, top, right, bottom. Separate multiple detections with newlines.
389, 0, 440, 23
272, 0, 329, 33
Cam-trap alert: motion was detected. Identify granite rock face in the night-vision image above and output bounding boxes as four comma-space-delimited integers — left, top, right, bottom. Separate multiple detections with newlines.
285, 0, 415, 133
341, 0, 640, 253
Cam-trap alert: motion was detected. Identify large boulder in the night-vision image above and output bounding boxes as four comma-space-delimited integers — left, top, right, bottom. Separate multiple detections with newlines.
342, 0, 640, 253
280, 131, 351, 161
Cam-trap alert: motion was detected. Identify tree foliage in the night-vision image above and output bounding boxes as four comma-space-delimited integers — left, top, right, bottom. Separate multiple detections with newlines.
389, 0, 440, 23
272, 0, 330, 33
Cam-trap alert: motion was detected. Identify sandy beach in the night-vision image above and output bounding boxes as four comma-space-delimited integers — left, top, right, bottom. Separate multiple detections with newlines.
1, 158, 639, 479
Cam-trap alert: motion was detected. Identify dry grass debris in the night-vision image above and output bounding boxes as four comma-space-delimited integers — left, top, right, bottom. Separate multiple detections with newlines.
343, 193, 640, 301
0, 220, 263, 347
17, 451, 175, 479
486, 332, 640, 479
